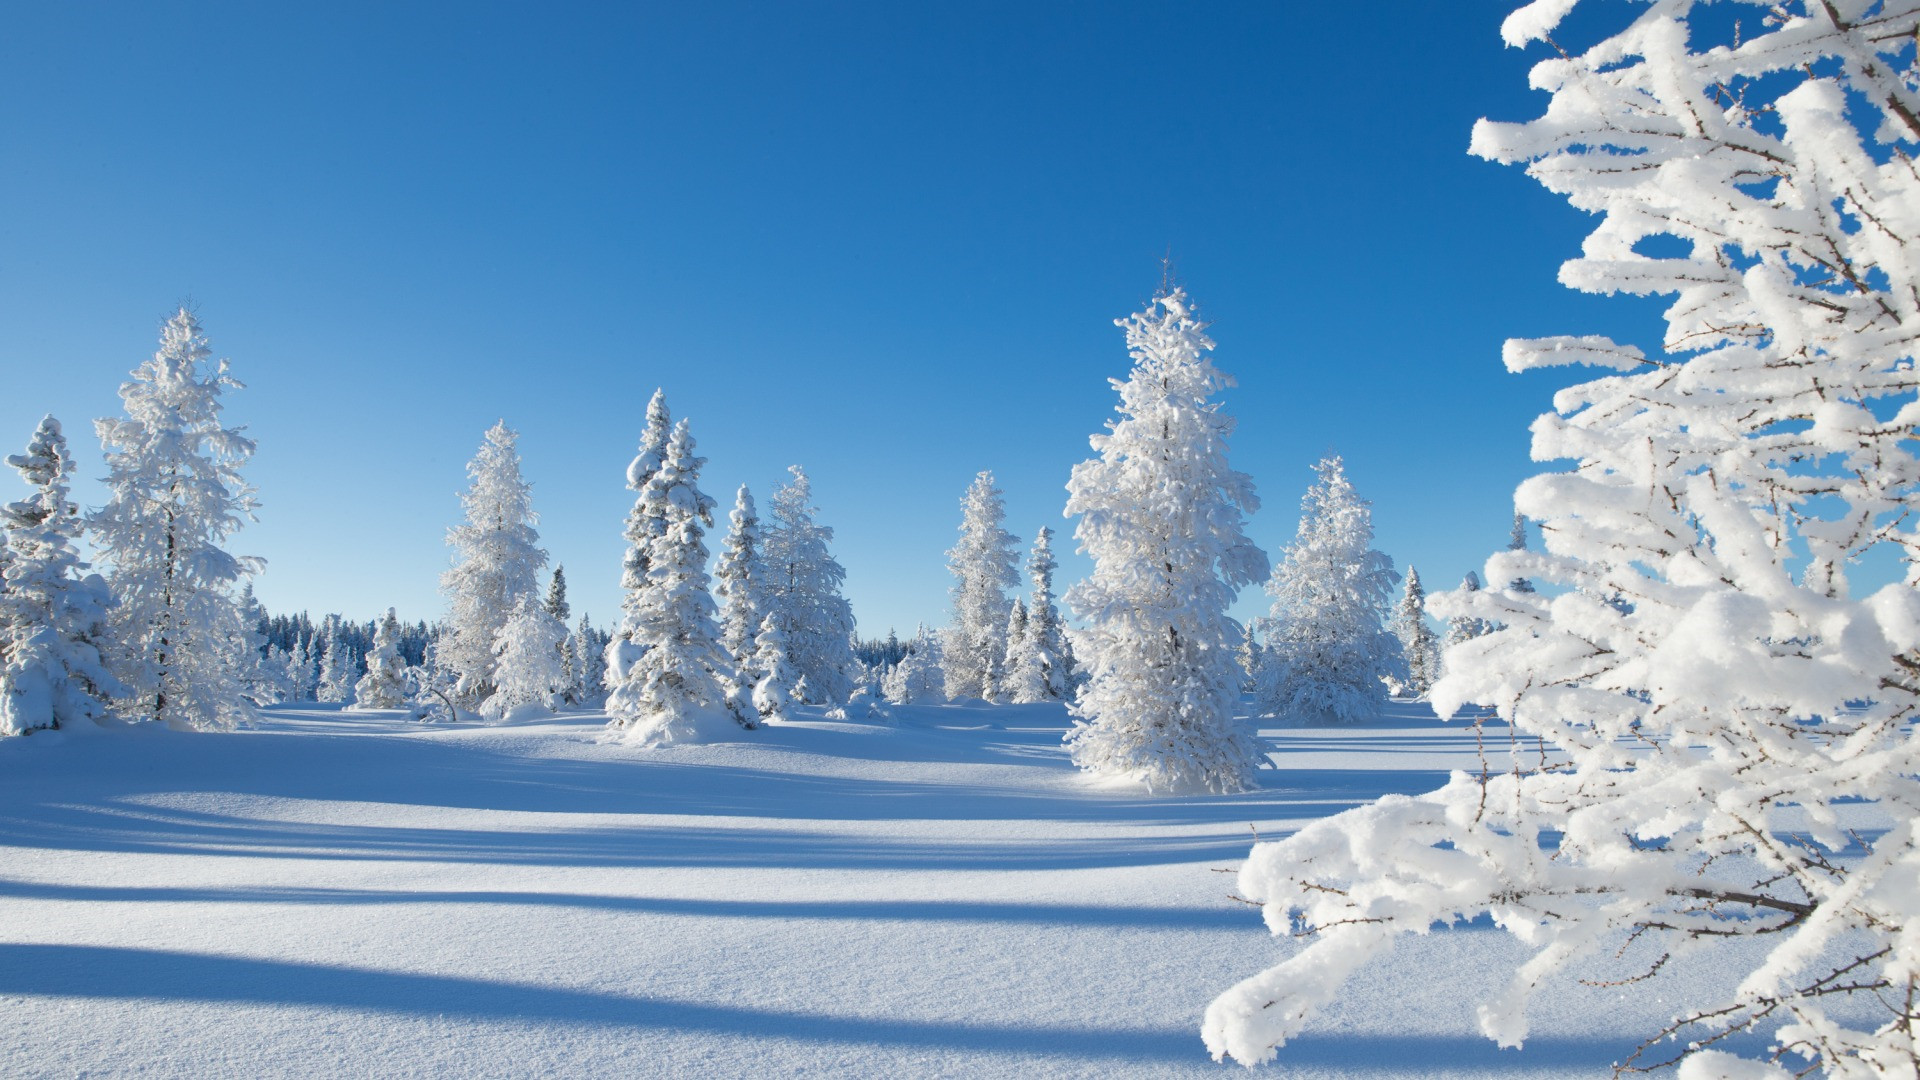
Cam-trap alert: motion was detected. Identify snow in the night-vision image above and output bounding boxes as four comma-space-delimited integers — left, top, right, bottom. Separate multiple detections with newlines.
0, 699, 1788, 1077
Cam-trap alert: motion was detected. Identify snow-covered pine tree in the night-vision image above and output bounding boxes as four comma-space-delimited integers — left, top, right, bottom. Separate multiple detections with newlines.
573, 613, 608, 706
1207, 5, 1920, 1074
1504, 513, 1535, 593
315, 618, 355, 704
91, 308, 262, 731
606, 419, 747, 741
0, 416, 125, 733
1388, 567, 1440, 700
1440, 571, 1493, 652
484, 593, 568, 721
286, 637, 318, 702
998, 598, 1031, 703
762, 466, 858, 704
882, 623, 947, 705
942, 471, 1020, 702
1062, 287, 1270, 794
750, 612, 798, 723
1013, 526, 1072, 703
714, 485, 768, 683
606, 389, 674, 689
439, 421, 547, 709
351, 609, 409, 710
1256, 456, 1402, 725
545, 565, 570, 623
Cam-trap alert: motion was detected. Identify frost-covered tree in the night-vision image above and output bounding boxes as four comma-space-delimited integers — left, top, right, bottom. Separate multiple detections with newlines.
0, 416, 124, 733
882, 624, 947, 705
351, 609, 409, 710
609, 389, 674, 676
942, 471, 1020, 701
1063, 287, 1270, 794
1009, 526, 1073, 703
484, 593, 568, 721
440, 421, 547, 708
714, 485, 768, 682
1389, 567, 1440, 699
750, 612, 798, 723
1504, 513, 1535, 594
1207, 5, 1920, 1075
315, 619, 355, 704
1441, 571, 1494, 652
607, 419, 748, 741
545, 565, 570, 623
573, 613, 608, 706
998, 599, 1030, 702
763, 465, 859, 704
92, 309, 262, 731
1256, 456, 1402, 725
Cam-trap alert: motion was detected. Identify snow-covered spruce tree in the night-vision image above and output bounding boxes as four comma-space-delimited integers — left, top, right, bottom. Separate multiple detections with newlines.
1505, 512, 1536, 594
1012, 526, 1073, 703
573, 613, 608, 706
714, 485, 768, 683
606, 419, 749, 741
484, 593, 568, 721
545, 565, 570, 622
92, 308, 262, 731
750, 612, 798, 723
351, 609, 409, 710
1207, 5, 1920, 1075
1256, 456, 1402, 725
999, 598, 1031, 702
0, 416, 125, 733
1441, 570, 1494, 652
1063, 287, 1270, 794
942, 471, 1020, 701
882, 623, 947, 705
1389, 567, 1440, 699
439, 421, 547, 709
762, 465, 858, 704
315, 619, 355, 704
606, 389, 674, 690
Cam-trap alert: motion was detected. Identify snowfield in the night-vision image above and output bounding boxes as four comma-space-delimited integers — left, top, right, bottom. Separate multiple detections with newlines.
1, 702, 1775, 1078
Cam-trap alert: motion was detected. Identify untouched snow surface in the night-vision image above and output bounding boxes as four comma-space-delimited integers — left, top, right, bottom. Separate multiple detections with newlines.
3, 701, 1756, 1077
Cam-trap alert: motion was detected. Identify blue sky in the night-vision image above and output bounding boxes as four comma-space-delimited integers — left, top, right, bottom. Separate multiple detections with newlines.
0, 1, 1666, 634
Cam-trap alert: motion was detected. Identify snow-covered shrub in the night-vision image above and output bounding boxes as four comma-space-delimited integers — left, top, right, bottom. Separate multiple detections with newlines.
1063, 286, 1269, 794
1206, 4, 1920, 1075
92, 309, 262, 731
1256, 456, 1402, 724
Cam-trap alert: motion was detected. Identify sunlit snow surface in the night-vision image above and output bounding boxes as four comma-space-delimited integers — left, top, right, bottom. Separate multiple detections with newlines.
2, 701, 1761, 1077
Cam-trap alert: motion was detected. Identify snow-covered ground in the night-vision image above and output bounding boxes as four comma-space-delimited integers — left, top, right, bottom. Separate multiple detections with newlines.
2, 702, 1763, 1078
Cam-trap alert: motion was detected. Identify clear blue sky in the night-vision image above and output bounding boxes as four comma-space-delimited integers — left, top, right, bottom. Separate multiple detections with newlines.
0, 1, 1665, 634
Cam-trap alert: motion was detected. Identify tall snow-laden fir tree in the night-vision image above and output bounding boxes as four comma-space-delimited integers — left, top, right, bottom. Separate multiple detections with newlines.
1062, 287, 1270, 794
998, 598, 1030, 702
545, 565, 570, 623
607, 419, 748, 741
1388, 567, 1440, 699
1208, 5, 1920, 1075
0, 416, 124, 733
714, 485, 768, 684
1009, 526, 1073, 703
573, 612, 609, 706
1504, 513, 1535, 594
351, 609, 409, 710
1256, 456, 1402, 725
440, 421, 547, 709
607, 388, 674, 685
762, 465, 858, 705
881, 623, 947, 706
91, 308, 262, 731
484, 593, 568, 721
942, 470, 1020, 701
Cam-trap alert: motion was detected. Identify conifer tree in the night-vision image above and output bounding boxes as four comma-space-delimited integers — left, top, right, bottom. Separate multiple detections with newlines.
485, 593, 568, 721
1001, 599, 1040, 704
750, 613, 798, 723
1012, 526, 1073, 703
351, 609, 409, 710
315, 619, 355, 704
1504, 513, 1535, 594
0, 416, 124, 733
762, 466, 858, 704
942, 471, 1020, 701
882, 624, 946, 706
439, 421, 547, 708
714, 485, 768, 681
1389, 567, 1440, 699
607, 389, 674, 688
1063, 286, 1270, 794
545, 566, 571, 622
1441, 571, 1493, 653
573, 613, 608, 706
91, 309, 262, 731
607, 419, 747, 741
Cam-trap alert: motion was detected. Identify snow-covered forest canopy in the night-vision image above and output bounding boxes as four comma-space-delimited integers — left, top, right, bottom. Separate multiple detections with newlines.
3, 0, 1916, 1077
